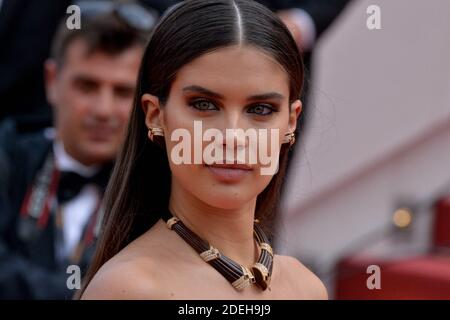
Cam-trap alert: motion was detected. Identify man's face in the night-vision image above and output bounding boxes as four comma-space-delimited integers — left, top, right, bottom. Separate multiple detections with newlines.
46, 38, 143, 165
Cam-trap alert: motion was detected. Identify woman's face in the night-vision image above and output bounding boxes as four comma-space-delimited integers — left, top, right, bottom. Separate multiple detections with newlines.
143, 45, 301, 210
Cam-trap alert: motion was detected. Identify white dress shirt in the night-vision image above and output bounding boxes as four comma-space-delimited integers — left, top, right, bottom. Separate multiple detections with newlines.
53, 141, 101, 262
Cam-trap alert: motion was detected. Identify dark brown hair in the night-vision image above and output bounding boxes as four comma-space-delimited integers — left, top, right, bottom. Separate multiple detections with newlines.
78, 0, 304, 297
51, 11, 149, 66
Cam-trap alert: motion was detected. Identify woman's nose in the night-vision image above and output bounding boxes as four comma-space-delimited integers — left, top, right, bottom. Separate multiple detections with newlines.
218, 111, 254, 163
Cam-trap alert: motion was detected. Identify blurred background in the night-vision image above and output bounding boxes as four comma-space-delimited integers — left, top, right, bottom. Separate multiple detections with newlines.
0, 0, 449, 299
277, 0, 450, 299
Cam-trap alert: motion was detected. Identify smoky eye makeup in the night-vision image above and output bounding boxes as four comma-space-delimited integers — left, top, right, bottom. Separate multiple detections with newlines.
246, 103, 279, 116
184, 89, 282, 118
187, 98, 279, 117
187, 97, 220, 112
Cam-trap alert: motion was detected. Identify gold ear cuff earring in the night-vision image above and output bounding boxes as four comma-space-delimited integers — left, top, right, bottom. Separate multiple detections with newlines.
148, 127, 164, 141
284, 132, 295, 147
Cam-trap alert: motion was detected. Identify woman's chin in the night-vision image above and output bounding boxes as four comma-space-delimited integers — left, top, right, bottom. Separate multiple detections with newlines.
199, 192, 254, 211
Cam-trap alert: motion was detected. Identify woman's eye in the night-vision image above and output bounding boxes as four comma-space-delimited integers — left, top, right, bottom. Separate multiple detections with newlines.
190, 99, 218, 111
247, 104, 276, 116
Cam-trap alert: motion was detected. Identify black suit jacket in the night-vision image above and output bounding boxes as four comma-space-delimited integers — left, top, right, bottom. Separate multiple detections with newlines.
0, 119, 107, 299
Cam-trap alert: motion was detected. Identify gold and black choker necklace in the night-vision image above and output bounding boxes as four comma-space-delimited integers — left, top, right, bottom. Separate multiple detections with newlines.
162, 209, 274, 291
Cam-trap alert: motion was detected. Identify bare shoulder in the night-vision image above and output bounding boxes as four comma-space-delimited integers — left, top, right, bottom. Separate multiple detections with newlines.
80, 253, 168, 300
81, 226, 175, 299
275, 255, 328, 300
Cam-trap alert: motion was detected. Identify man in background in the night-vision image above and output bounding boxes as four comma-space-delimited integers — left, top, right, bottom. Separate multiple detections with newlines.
0, 0, 173, 128
0, 7, 149, 299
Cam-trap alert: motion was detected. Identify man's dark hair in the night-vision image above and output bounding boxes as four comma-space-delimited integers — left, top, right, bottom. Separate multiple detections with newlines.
51, 11, 149, 66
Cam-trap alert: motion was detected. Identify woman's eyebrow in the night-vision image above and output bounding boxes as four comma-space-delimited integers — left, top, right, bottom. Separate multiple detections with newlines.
246, 92, 285, 101
182, 85, 224, 99
182, 85, 285, 101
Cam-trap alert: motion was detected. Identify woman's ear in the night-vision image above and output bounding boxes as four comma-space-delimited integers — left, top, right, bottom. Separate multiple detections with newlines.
141, 93, 164, 129
288, 99, 302, 132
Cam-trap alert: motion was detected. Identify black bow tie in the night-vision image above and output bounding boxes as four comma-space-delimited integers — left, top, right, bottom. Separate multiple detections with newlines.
57, 165, 112, 204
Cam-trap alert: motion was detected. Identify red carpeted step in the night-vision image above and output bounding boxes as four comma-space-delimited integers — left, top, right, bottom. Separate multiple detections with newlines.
433, 195, 450, 249
335, 255, 450, 299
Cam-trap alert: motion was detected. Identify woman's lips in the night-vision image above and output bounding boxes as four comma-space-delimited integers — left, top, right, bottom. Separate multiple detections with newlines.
205, 163, 253, 182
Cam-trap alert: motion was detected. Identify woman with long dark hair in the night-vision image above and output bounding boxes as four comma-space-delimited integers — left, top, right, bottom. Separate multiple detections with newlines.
79, 0, 327, 299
